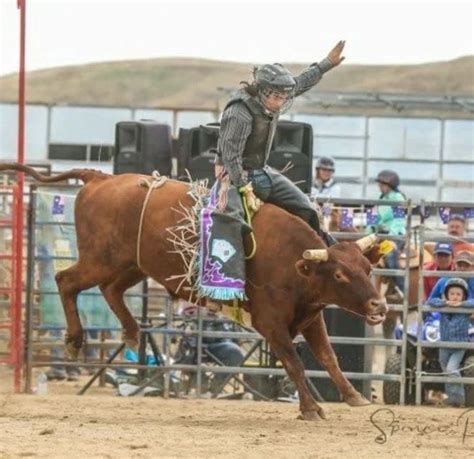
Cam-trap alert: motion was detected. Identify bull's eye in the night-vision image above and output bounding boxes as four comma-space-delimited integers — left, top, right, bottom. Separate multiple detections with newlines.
334, 271, 348, 282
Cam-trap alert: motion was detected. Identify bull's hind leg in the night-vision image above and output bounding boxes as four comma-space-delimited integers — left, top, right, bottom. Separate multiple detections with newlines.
302, 313, 370, 407
99, 267, 146, 351
55, 263, 103, 359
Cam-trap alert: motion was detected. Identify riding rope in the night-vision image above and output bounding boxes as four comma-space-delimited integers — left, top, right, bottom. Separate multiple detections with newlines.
241, 195, 257, 260
136, 171, 168, 270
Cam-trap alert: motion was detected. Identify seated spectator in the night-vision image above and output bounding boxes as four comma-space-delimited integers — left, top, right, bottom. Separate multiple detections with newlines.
427, 278, 474, 407
179, 305, 245, 396
311, 157, 341, 199
447, 214, 474, 255
426, 250, 474, 323
429, 251, 474, 301
424, 242, 454, 300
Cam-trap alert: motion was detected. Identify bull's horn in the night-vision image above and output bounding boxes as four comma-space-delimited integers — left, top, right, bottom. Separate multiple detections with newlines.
303, 249, 328, 261
355, 234, 378, 252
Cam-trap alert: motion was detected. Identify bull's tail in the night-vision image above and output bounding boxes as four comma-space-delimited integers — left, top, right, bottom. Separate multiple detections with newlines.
0, 162, 108, 184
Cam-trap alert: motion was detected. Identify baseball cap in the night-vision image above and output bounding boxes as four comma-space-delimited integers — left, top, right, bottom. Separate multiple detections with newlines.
434, 242, 453, 255
455, 250, 474, 265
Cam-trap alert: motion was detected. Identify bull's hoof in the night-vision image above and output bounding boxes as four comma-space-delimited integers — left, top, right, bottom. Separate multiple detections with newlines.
344, 392, 371, 407
297, 407, 327, 421
65, 340, 81, 360
122, 331, 139, 352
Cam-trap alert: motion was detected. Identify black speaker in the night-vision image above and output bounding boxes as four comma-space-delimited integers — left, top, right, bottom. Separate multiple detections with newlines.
177, 120, 313, 190
178, 124, 220, 184
296, 308, 373, 401
268, 121, 313, 193
114, 120, 172, 176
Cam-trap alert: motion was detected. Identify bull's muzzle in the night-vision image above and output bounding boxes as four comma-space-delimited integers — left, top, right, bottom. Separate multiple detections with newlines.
365, 298, 388, 325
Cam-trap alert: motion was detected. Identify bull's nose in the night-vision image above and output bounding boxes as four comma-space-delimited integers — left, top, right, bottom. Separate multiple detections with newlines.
369, 298, 388, 315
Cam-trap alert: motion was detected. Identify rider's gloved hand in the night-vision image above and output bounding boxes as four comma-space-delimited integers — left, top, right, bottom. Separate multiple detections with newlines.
239, 183, 262, 213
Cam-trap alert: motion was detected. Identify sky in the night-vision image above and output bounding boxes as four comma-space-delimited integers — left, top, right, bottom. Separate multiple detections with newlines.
1, 0, 473, 76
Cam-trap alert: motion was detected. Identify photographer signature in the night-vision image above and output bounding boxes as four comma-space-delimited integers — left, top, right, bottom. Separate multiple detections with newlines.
369, 407, 473, 444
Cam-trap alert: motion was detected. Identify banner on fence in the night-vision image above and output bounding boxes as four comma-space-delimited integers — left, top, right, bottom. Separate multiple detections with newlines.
36, 188, 142, 328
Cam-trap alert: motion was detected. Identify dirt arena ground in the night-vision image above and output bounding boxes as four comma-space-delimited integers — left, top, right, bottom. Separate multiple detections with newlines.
0, 369, 472, 458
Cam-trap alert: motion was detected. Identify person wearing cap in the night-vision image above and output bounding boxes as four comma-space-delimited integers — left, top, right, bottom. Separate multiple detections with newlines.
215, 41, 346, 247
428, 250, 474, 303
311, 157, 341, 199
427, 277, 474, 407
371, 170, 407, 293
447, 213, 474, 255
423, 242, 455, 300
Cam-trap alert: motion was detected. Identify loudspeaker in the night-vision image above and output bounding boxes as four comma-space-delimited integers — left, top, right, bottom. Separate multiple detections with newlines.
187, 154, 218, 185
295, 308, 373, 401
177, 120, 313, 190
114, 121, 172, 176
268, 121, 313, 193
178, 124, 220, 184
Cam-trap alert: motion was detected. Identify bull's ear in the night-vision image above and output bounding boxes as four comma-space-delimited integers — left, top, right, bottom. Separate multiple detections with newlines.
295, 259, 312, 278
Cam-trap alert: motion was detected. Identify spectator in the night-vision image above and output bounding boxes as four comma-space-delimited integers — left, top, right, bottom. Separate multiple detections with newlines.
424, 242, 454, 300
427, 278, 474, 407
428, 251, 474, 301
311, 157, 341, 199
426, 250, 474, 323
372, 170, 407, 294
179, 305, 245, 396
447, 214, 474, 255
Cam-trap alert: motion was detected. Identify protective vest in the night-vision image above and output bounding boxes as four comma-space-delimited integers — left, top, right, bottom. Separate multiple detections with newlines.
225, 91, 279, 170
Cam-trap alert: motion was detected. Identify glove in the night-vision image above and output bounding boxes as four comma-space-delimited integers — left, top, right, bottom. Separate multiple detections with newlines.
239, 183, 262, 213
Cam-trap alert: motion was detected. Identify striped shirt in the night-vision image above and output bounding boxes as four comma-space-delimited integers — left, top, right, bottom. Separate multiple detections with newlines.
218, 58, 335, 187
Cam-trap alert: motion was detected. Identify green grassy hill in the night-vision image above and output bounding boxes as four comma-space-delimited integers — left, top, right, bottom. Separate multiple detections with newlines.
0, 56, 472, 110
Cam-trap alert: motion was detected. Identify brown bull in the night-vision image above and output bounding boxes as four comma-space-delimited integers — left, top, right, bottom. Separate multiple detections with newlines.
2, 163, 387, 420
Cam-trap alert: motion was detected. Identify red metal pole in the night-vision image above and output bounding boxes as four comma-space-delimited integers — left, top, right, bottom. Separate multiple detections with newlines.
13, 0, 27, 393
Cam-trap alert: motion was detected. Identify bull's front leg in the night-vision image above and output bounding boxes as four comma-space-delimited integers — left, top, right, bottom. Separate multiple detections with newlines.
301, 312, 370, 407
253, 319, 326, 420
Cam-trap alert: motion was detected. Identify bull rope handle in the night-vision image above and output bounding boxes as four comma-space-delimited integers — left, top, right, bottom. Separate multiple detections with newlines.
136, 171, 167, 270
241, 195, 257, 260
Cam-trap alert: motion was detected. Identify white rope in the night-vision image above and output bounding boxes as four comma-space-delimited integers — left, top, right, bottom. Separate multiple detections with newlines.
136, 171, 167, 270
418, 361, 474, 376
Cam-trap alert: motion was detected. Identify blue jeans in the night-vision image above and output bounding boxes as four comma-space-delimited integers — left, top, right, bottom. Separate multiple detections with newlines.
205, 341, 245, 394
439, 348, 466, 404
385, 245, 404, 293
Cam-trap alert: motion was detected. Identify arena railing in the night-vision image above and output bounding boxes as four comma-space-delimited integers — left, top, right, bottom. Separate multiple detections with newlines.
414, 199, 474, 405
0, 185, 23, 392
23, 186, 474, 406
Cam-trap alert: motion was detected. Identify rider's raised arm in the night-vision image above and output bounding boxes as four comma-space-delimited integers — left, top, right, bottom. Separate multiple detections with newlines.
294, 40, 346, 97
